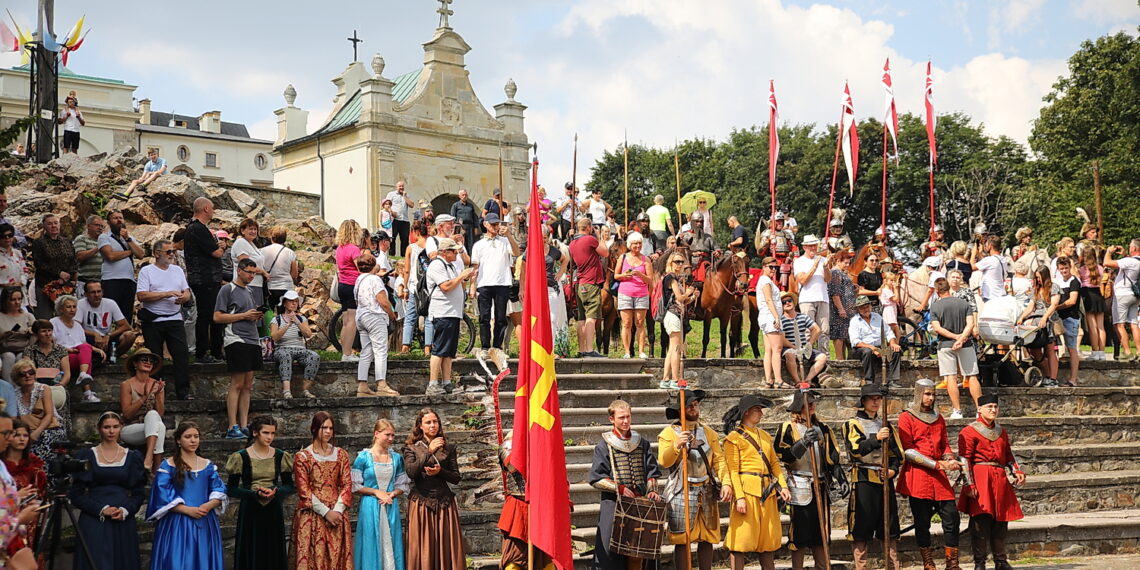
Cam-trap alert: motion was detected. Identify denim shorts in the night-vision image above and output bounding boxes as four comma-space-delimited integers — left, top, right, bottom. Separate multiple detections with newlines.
1061, 316, 1080, 349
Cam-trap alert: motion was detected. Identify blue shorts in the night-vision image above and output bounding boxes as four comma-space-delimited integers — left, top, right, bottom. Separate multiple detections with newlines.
1061, 317, 1080, 349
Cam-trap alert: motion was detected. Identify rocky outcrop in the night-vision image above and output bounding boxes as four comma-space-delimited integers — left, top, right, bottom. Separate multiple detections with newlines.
0, 151, 341, 349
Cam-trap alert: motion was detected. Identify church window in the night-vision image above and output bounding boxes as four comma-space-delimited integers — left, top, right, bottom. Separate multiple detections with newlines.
176, 145, 190, 162
205, 152, 218, 168
254, 154, 268, 170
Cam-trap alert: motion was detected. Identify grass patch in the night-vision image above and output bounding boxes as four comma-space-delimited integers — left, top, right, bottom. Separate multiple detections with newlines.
1011, 556, 1077, 566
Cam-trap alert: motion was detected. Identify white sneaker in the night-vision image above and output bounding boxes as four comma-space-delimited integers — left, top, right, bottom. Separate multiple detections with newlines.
638, 352, 649, 359
949, 409, 963, 420
425, 383, 446, 396
342, 354, 360, 362
621, 353, 631, 359
83, 391, 101, 403
78, 372, 94, 386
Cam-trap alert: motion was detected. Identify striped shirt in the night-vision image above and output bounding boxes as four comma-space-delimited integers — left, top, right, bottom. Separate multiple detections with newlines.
780, 313, 816, 348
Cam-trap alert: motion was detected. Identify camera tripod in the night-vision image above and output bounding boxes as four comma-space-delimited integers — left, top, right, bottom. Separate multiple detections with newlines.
36, 486, 99, 570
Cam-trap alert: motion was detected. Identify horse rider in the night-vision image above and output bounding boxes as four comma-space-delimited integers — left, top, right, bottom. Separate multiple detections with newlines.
920, 225, 947, 261
756, 211, 797, 290
679, 212, 717, 283
826, 208, 854, 255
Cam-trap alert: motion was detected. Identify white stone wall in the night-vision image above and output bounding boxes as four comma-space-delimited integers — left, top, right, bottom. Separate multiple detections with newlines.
139, 131, 273, 187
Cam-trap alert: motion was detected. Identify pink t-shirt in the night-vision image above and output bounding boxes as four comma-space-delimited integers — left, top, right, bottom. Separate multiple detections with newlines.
336, 244, 362, 285
881, 286, 898, 326
617, 253, 650, 298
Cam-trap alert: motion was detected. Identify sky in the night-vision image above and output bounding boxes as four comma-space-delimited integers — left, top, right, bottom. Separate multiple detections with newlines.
3, 0, 1138, 200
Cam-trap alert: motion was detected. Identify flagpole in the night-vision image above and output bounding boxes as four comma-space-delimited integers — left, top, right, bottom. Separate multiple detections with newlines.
679, 382, 692, 570
823, 105, 846, 244
881, 125, 888, 236
1093, 160, 1103, 240
623, 131, 630, 228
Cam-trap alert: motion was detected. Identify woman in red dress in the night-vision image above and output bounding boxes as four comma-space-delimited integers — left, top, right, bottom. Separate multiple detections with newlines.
2, 420, 45, 552
957, 394, 1025, 570
291, 411, 354, 570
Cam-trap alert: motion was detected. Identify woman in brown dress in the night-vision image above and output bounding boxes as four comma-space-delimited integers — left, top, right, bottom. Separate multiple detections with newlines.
403, 408, 465, 570
291, 411, 354, 570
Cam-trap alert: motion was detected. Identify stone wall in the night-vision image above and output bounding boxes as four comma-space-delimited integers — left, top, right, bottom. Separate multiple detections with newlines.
222, 184, 321, 218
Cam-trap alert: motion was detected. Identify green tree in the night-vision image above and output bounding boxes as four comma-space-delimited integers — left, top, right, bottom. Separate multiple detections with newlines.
1028, 29, 1140, 247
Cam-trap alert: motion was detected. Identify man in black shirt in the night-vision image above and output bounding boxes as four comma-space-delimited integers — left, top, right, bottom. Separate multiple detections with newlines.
727, 216, 747, 252
929, 277, 979, 417
449, 188, 480, 254
184, 197, 225, 363
1055, 257, 1081, 386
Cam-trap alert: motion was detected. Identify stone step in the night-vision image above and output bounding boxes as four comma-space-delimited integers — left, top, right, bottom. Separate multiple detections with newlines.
469, 508, 1140, 569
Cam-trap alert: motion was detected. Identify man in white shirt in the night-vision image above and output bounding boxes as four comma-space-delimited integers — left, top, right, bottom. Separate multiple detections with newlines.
384, 179, 415, 257
1105, 239, 1140, 361
970, 235, 1008, 302
77, 281, 136, 363
98, 210, 144, 325
426, 215, 471, 267
848, 296, 902, 385
470, 212, 520, 352
793, 234, 832, 353
425, 238, 476, 395
56, 94, 85, 154
136, 239, 193, 399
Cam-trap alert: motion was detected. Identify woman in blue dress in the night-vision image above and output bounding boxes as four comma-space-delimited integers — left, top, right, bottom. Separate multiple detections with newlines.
353, 419, 410, 570
69, 411, 148, 570
146, 421, 227, 570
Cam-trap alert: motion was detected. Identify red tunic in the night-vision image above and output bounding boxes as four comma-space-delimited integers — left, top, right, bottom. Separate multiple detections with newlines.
895, 410, 955, 501
956, 421, 1024, 521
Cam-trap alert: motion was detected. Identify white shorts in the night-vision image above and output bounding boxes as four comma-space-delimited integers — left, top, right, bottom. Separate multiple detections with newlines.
757, 315, 780, 335
617, 293, 650, 311
937, 346, 979, 377
664, 312, 683, 334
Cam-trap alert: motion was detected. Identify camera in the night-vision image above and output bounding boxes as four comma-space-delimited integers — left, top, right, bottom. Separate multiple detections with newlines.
47, 441, 91, 480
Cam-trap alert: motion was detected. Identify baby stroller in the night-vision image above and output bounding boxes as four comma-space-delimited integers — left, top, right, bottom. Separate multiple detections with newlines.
976, 296, 1050, 387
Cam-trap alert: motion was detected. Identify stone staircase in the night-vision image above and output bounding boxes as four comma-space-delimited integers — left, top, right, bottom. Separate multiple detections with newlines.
63, 357, 1140, 569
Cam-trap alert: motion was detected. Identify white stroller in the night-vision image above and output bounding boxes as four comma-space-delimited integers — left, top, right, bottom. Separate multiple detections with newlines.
977, 296, 1050, 386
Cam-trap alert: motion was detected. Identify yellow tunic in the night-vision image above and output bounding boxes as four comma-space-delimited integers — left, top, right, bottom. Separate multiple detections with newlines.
658, 423, 727, 544
723, 425, 787, 553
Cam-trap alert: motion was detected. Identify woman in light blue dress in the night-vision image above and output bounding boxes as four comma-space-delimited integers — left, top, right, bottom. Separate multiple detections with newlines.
146, 421, 227, 570
353, 419, 410, 570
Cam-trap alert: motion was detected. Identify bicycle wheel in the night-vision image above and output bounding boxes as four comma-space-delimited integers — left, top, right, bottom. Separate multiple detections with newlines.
897, 317, 929, 361
458, 315, 477, 355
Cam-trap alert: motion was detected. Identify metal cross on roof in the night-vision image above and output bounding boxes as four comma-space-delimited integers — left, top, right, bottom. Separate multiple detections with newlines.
437, 0, 454, 28
347, 29, 363, 62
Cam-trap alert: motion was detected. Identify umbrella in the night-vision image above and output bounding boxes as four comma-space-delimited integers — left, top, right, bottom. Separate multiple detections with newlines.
677, 190, 717, 215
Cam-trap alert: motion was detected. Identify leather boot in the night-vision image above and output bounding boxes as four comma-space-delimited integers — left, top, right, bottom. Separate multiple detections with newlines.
886, 539, 900, 570
991, 521, 1011, 570
919, 547, 938, 570
944, 547, 962, 570
852, 541, 868, 570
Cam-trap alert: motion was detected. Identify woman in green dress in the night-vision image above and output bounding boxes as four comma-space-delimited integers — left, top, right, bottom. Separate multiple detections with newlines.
225, 415, 294, 569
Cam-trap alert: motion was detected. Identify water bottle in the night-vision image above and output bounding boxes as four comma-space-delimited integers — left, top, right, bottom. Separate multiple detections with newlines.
54, 371, 64, 386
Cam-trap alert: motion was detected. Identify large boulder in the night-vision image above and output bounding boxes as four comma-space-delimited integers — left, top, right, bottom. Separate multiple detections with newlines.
210, 209, 247, 232
106, 194, 163, 226
137, 175, 208, 225
128, 222, 181, 250
7, 188, 92, 237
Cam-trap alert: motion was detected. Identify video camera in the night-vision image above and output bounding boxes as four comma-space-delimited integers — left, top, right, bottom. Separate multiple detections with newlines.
47, 441, 90, 483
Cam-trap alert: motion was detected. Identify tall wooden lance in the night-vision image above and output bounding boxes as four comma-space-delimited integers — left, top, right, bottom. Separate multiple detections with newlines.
674, 144, 683, 230
623, 131, 630, 228
498, 140, 506, 219
678, 380, 692, 570
879, 317, 892, 570
801, 390, 831, 570
791, 319, 831, 569
1093, 160, 1103, 241
571, 133, 578, 236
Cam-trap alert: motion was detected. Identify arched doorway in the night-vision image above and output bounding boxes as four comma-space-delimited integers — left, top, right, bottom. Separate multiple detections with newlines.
431, 193, 459, 221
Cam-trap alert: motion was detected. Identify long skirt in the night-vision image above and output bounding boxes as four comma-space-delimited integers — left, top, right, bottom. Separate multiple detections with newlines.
406, 494, 466, 570
234, 495, 288, 569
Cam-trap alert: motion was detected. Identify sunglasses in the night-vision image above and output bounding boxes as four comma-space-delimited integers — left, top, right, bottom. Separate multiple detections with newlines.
867, 259, 879, 263
160, 249, 176, 255
0, 234, 12, 239
767, 265, 779, 269
782, 299, 794, 304
138, 357, 158, 365
16, 369, 34, 377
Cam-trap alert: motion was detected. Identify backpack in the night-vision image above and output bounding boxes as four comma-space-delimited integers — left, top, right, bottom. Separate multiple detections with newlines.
415, 256, 446, 317
1130, 257, 1140, 299
651, 274, 672, 323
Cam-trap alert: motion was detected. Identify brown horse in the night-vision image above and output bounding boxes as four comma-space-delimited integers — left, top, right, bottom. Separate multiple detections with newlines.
695, 252, 751, 358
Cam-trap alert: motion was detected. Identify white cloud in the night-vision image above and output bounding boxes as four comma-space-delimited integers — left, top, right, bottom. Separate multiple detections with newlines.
987, 0, 1045, 50
116, 42, 291, 101
498, 0, 1062, 198
1071, 0, 1140, 24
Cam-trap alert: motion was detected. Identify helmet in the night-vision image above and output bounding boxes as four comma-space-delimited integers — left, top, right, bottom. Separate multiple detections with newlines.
931, 224, 944, 233
912, 378, 936, 411
636, 212, 649, 222
874, 227, 886, 237
773, 211, 786, 221
691, 212, 704, 222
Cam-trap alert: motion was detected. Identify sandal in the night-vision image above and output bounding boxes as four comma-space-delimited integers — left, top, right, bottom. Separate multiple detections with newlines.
302, 390, 316, 398
356, 387, 379, 397
282, 391, 293, 399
